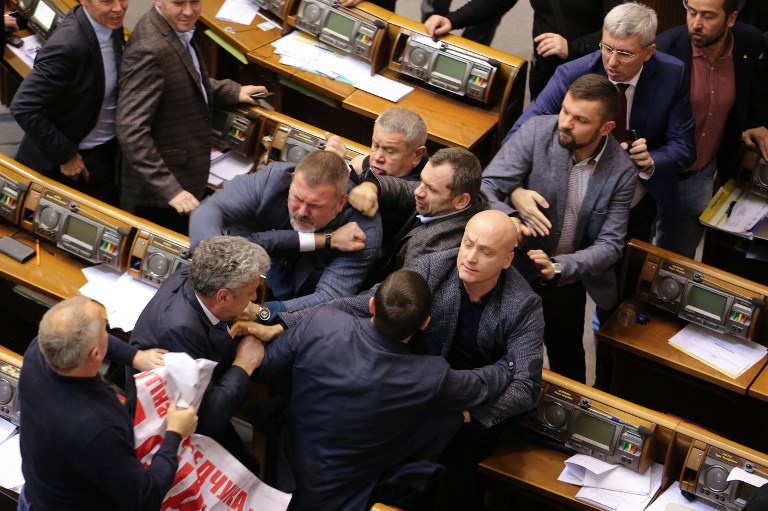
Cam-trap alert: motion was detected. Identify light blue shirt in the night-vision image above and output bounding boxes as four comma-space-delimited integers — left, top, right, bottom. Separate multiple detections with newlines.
79, 7, 118, 149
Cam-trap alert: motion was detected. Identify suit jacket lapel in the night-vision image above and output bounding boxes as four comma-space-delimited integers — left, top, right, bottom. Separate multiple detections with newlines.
577, 140, 612, 239
629, 57, 659, 131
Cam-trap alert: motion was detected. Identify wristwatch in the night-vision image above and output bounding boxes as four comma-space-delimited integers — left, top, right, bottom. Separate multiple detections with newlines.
257, 304, 271, 323
324, 230, 334, 249
541, 257, 562, 285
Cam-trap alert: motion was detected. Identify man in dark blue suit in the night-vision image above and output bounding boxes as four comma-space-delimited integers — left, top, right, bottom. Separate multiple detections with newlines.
508, 1, 696, 244
11, 0, 128, 205
253, 269, 517, 511
655, 0, 765, 258
127, 236, 271, 476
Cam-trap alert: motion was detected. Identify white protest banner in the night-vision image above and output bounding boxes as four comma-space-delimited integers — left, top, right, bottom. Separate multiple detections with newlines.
133, 352, 291, 511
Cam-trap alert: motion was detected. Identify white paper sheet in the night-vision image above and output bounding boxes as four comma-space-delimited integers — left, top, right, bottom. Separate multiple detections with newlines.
79, 266, 158, 332
645, 481, 720, 511
0, 433, 24, 492
728, 467, 768, 488
210, 151, 254, 182
575, 463, 663, 511
7, 34, 44, 69
215, 0, 259, 25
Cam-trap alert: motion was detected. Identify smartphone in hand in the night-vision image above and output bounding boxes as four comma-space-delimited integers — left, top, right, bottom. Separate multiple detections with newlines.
250, 91, 275, 100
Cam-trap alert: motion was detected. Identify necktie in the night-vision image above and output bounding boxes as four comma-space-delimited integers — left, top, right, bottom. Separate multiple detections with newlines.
613, 83, 630, 143
181, 33, 208, 104
214, 320, 229, 334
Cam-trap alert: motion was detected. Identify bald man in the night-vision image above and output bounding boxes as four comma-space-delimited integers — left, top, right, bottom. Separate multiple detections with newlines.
236, 210, 544, 510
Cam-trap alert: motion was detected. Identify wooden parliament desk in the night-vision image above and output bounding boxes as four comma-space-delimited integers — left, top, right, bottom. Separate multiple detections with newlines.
479, 369, 681, 511
198, 0, 526, 160
597, 240, 768, 451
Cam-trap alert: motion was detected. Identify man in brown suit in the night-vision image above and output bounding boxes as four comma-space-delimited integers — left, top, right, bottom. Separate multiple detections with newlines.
117, 0, 266, 234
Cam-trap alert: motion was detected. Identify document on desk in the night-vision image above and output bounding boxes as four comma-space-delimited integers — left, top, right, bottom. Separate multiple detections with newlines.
80, 266, 158, 332
6, 34, 44, 70
728, 467, 768, 488
209, 150, 254, 184
215, 0, 258, 25
700, 179, 768, 239
271, 32, 414, 102
668, 323, 768, 379
645, 481, 720, 511
0, 433, 23, 492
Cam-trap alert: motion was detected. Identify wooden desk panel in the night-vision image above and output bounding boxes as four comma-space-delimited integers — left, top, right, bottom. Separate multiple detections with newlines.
343, 88, 498, 149
200, 3, 283, 55
597, 299, 766, 395
0, 224, 86, 301
479, 429, 597, 511
749, 365, 768, 402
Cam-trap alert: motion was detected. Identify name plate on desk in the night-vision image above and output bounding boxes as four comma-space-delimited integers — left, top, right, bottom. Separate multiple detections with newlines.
389, 31, 497, 102
533, 382, 653, 473
632, 242, 765, 341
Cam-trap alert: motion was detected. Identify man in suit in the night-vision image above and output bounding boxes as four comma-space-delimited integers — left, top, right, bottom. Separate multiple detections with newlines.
507, 1, 696, 245
236, 209, 544, 510
127, 236, 270, 475
18, 296, 198, 511
11, 0, 129, 205
655, 0, 765, 258
252, 269, 516, 511
117, 0, 266, 234
483, 74, 637, 384
189, 151, 383, 317
348, 146, 487, 284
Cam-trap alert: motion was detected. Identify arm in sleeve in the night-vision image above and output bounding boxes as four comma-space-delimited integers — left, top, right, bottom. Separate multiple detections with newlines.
279, 213, 383, 312
470, 292, 544, 428
505, 66, 570, 141
278, 285, 376, 328
117, 45, 184, 202
481, 119, 539, 214
106, 335, 139, 367
377, 175, 418, 214
445, 0, 518, 30
645, 68, 696, 180
209, 78, 241, 107
555, 163, 636, 284
77, 426, 181, 511
10, 39, 81, 164
433, 357, 514, 411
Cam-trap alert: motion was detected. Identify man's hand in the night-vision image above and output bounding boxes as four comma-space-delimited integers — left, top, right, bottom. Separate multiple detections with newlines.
231, 320, 285, 342
510, 188, 551, 236
330, 222, 367, 251
60, 153, 90, 182
528, 249, 555, 280
461, 410, 472, 423
168, 190, 200, 215
349, 181, 379, 217
510, 216, 532, 243
743, 126, 768, 161
424, 15, 452, 39
239, 85, 268, 104
621, 138, 654, 171
165, 402, 198, 438
234, 302, 261, 323
534, 32, 569, 59
132, 348, 168, 371
233, 335, 265, 375
4, 15, 19, 32
324, 132, 347, 160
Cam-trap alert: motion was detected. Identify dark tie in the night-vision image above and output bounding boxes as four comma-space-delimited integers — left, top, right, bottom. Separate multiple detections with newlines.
214, 321, 229, 333
613, 83, 630, 143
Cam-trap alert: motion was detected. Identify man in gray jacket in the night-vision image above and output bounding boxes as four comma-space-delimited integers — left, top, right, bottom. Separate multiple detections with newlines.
482, 73, 636, 384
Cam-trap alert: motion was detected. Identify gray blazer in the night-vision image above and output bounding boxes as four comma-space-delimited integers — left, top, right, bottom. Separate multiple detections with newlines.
482, 115, 637, 310
117, 8, 241, 208
281, 248, 545, 429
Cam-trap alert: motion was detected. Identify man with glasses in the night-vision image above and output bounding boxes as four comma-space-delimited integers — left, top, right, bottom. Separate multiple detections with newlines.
11, 0, 130, 205
507, 1, 695, 246
655, 0, 765, 258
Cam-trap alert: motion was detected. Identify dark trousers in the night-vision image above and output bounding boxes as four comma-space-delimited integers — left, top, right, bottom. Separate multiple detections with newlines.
532, 280, 588, 383
133, 206, 190, 235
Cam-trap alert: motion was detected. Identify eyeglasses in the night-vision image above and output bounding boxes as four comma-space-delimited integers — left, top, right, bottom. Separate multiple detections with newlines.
599, 42, 640, 63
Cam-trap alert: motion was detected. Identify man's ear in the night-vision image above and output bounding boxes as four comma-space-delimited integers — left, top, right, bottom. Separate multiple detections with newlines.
419, 315, 431, 331
337, 193, 349, 212
412, 146, 427, 166
368, 296, 376, 315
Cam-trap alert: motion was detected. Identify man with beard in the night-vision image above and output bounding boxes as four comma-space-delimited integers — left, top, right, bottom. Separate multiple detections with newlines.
481, 73, 636, 383
189, 150, 382, 317
655, 0, 765, 258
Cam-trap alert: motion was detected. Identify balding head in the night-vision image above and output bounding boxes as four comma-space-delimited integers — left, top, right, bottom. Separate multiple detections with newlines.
457, 211, 516, 298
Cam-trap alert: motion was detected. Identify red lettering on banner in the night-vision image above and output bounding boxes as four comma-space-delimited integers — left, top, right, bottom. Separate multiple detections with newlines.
135, 435, 162, 464
210, 469, 232, 496
134, 399, 146, 426
196, 460, 215, 482
163, 461, 205, 510
231, 491, 247, 511
168, 461, 195, 491
222, 486, 245, 507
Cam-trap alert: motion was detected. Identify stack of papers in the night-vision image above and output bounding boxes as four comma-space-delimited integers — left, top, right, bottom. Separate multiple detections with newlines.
699, 179, 768, 239
271, 32, 413, 102
208, 150, 254, 186
559, 454, 663, 511
0, 418, 23, 493
79, 265, 158, 332
668, 323, 768, 379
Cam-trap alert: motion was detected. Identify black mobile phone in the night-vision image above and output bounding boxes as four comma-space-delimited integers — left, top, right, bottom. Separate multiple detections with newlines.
5, 34, 23, 48
250, 91, 275, 100
7, 11, 28, 31
626, 129, 639, 144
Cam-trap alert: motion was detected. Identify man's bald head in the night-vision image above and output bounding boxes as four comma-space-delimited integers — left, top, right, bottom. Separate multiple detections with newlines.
457, 211, 516, 295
